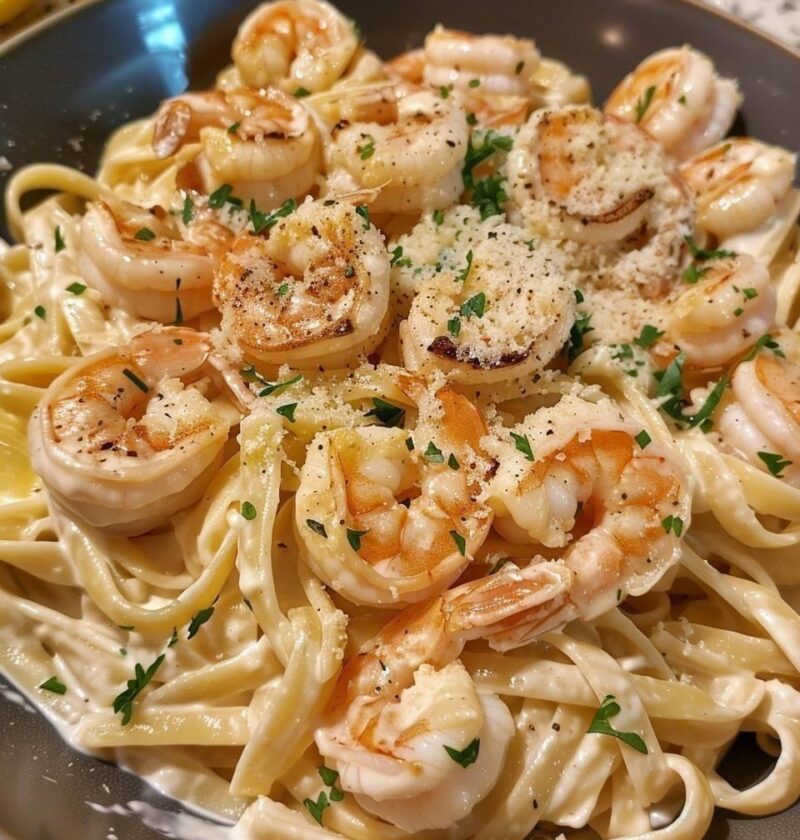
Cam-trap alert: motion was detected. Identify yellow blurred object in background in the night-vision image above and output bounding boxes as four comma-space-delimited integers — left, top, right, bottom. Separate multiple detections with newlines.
0, 0, 35, 26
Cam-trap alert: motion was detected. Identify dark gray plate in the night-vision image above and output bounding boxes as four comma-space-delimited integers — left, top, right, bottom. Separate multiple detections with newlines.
0, 0, 798, 837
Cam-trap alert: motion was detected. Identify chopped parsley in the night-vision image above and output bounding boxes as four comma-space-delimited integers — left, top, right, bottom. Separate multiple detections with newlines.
444, 737, 480, 767
450, 530, 467, 557
462, 131, 513, 218
346, 528, 369, 551
182, 195, 194, 224
249, 197, 296, 235
54, 225, 66, 253
743, 287, 758, 300
515, 60, 525, 74
66, 281, 86, 295
276, 402, 297, 422
744, 333, 785, 361
634, 85, 656, 123
448, 453, 460, 470
634, 430, 652, 449
457, 249, 474, 283
122, 368, 149, 393
661, 515, 684, 537
587, 695, 648, 753
304, 791, 329, 826
574, 289, 584, 304
423, 441, 445, 463
133, 226, 155, 242
459, 292, 486, 318
294, 86, 311, 98
447, 316, 461, 337
682, 263, 710, 285
358, 135, 376, 160
439, 85, 451, 99
187, 606, 215, 639
255, 372, 303, 398
227, 121, 240, 135
365, 397, 405, 428
758, 451, 793, 478
112, 654, 165, 725
433, 209, 444, 225
654, 352, 686, 420
34, 305, 46, 320
241, 501, 257, 521
568, 312, 594, 362
688, 375, 729, 430
466, 112, 478, 126
489, 557, 510, 574
633, 324, 664, 349
468, 78, 481, 88
277, 282, 290, 297
39, 676, 67, 695
684, 235, 736, 262
389, 245, 411, 268
511, 431, 534, 461
307, 519, 328, 538
208, 183, 236, 209
472, 173, 507, 219
355, 204, 371, 229
405, 436, 414, 451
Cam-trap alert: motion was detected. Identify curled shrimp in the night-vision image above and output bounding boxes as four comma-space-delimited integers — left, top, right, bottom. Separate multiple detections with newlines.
719, 353, 800, 487
295, 380, 493, 606
152, 87, 321, 206
680, 138, 797, 240
666, 254, 776, 369
422, 25, 540, 97
28, 327, 231, 535
508, 105, 693, 297
79, 198, 233, 323
604, 46, 740, 160
213, 198, 390, 368
485, 394, 689, 622
400, 218, 576, 384
328, 87, 469, 214
231, 0, 360, 93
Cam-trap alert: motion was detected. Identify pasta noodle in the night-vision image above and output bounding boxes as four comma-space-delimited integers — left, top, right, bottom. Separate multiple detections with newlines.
1, 2, 800, 838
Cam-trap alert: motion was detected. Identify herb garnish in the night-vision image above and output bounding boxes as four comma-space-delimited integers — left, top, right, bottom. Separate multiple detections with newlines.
459, 292, 486, 318
122, 368, 149, 393
389, 245, 411, 268
633, 324, 664, 349
54, 226, 66, 253
365, 397, 405, 428
355, 204, 370, 229
423, 441, 445, 463
634, 430, 651, 449
187, 606, 215, 639
249, 197, 296, 235
457, 250, 474, 283
276, 402, 297, 422
568, 313, 594, 361
66, 282, 86, 295
450, 530, 467, 557
182, 195, 194, 224
358, 135, 376, 160
241, 501, 257, 521
444, 738, 480, 767
634, 85, 656, 123
347, 528, 369, 551
304, 791, 329, 826
39, 676, 67, 695
587, 695, 648, 753
661, 515, 684, 537
112, 654, 165, 725
34, 305, 46, 320
758, 451, 793, 478
511, 432, 534, 461
307, 519, 328, 538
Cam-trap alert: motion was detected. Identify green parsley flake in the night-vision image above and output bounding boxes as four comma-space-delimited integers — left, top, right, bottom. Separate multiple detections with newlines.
346, 528, 369, 551
66, 282, 87, 295
661, 515, 684, 537
358, 135, 376, 160
634, 430, 651, 449
276, 402, 297, 422
54, 226, 66, 253
34, 305, 46, 320
187, 606, 215, 639
459, 292, 486, 318
634, 85, 656, 123
450, 530, 467, 557
447, 316, 461, 337
444, 738, 480, 767
757, 451, 793, 478
365, 397, 405, 428
423, 441, 445, 463
588, 695, 648, 753
112, 654, 165, 725
511, 431, 534, 461
39, 676, 67, 695
241, 501, 257, 521
182, 195, 194, 224
307, 519, 328, 538
134, 227, 156, 241
633, 324, 664, 349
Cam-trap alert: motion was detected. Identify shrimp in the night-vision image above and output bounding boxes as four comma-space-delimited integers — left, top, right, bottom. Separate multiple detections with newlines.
529, 56, 591, 108
327, 87, 469, 214
400, 218, 576, 384
719, 353, 800, 487
231, 0, 359, 93
385, 48, 425, 85
484, 394, 689, 621
667, 254, 776, 369
79, 199, 233, 323
28, 327, 231, 535
680, 138, 797, 240
604, 46, 740, 160
422, 26, 540, 97
213, 198, 390, 368
508, 105, 694, 297
152, 87, 321, 206
295, 380, 493, 606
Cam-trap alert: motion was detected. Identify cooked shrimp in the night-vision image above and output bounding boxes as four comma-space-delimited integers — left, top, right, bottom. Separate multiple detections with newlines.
508, 105, 694, 296
295, 380, 493, 606
667, 254, 776, 369
28, 327, 231, 535
529, 56, 591, 108
423, 26, 540, 97
719, 353, 800, 487
485, 394, 689, 621
327, 87, 469, 214
79, 199, 233, 323
400, 219, 576, 384
604, 46, 740, 160
231, 0, 359, 93
680, 138, 797, 240
152, 86, 320, 206
213, 198, 390, 368
385, 48, 425, 85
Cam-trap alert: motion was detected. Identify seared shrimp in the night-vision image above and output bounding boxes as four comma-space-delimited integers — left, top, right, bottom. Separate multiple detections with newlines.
295, 380, 493, 606
400, 218, 576, 384
152, 87, 320, 206
508, 105, 693, 296
667, 254, 776, 369
213, 198, 390, 368
680, 138, 797, 240
604, 46, 740, 160
719, 354, 800, 487
328, 87, 469, 214
28, 327, 231, 535
423, 26, 540, 97
231, 0, 359, 93
485, 395, 689, 621
79, 199, 233, 323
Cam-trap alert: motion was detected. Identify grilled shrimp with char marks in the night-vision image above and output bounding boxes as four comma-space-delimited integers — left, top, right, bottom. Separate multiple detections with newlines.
295, 378, 493, 607
484, 395, 689, 632
213, 198, 390, 368
28, 327, 231, 535
604, 45, 740, 160
401, 218, 576, 384
328, 87, 469, 214
79, 198, 233, 323
152, 86, 321, 207
231, 0, 360, 93
680, 138, 797, 241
